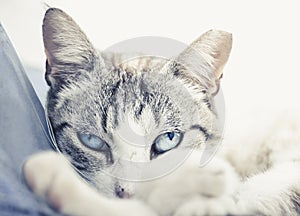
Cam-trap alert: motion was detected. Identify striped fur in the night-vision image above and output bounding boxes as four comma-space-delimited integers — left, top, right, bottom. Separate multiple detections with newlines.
43, 8, 227, 196
33, 7, 300, 216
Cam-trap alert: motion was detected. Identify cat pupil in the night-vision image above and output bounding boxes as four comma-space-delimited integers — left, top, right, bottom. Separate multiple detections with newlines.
167, 132, 175, 140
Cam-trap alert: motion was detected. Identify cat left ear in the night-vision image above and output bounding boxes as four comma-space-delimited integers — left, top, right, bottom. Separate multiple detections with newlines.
43, 8, 101, 88
166, 30, 232, 95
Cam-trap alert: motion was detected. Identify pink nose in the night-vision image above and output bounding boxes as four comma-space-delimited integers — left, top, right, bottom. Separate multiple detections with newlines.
115, 185, 131, 199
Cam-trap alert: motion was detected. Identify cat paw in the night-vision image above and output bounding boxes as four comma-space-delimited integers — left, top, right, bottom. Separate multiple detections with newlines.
173, 196, 238, 216
137, 153, 239, 216
24, 152, 158, 216
23, 151, 82, 211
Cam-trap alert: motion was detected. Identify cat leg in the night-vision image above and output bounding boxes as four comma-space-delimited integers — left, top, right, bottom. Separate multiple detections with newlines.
173, 195, 237, 216
136, 153, 242, 216
24, 151, 157, 216
236, 161, 300, 215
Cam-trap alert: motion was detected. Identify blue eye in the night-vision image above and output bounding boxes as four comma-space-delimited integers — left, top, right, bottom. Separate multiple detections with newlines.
77, 133, 110, 151
153, 131, 183, 154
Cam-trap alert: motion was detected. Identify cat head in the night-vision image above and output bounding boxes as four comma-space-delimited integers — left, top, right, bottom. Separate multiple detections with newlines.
43, 8, 232, 198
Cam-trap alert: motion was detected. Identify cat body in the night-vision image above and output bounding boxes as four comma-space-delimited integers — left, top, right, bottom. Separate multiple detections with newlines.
24, 8, 300, 216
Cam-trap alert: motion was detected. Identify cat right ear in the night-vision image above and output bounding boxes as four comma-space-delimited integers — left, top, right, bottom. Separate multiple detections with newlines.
43, 8, 102, 88
162, 30, 232, 96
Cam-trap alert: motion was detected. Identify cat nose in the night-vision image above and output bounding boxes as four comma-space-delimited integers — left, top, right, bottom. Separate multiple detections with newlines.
115, 184, 132, 199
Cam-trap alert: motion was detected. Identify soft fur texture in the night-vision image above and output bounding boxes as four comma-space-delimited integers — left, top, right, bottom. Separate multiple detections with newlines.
24, 8, 300, 216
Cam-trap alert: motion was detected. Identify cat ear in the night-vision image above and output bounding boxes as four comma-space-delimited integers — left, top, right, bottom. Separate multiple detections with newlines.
168, 30, 232, 95
43, 8, 101, 88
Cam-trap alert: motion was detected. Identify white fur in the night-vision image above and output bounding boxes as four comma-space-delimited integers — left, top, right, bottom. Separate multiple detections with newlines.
25, 113, 300, 216
236, 162, 300, 215
28, 8, 300, 215
24, 152, 156, 216
24, 150, 241, 216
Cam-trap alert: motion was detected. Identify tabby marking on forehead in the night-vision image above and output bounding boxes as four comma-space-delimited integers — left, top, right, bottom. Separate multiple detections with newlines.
127, 106, 156, 136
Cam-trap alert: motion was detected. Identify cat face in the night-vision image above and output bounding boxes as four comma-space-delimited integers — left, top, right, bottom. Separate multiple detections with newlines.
43, 8, 232, 197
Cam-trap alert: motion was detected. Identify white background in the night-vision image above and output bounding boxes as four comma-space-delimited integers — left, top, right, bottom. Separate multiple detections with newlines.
0, 0, 299, 136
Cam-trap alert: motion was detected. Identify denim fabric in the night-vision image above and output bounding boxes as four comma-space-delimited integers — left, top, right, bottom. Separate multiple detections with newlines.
0, 24, 61, 216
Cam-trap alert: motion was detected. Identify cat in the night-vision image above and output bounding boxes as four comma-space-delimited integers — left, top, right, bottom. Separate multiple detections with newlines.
24, 7, 300, 216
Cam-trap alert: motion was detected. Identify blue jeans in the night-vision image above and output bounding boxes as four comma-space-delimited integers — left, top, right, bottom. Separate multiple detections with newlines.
0, 24, 61, 216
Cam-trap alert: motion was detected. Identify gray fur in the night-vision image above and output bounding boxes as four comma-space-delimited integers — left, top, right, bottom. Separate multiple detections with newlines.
44, 8, 227, 196
42, 7, 300, 216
